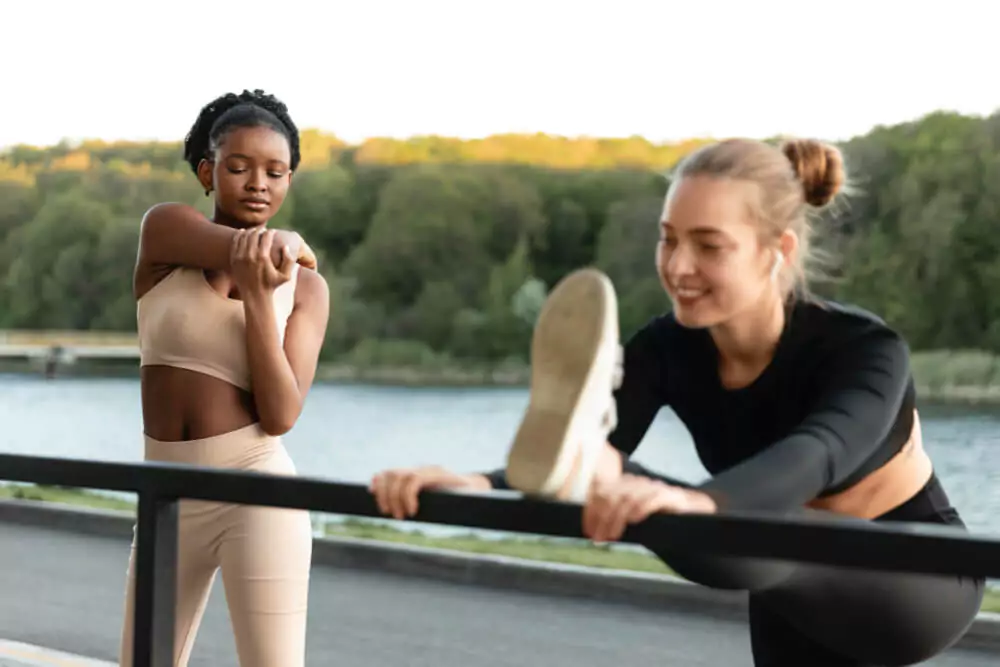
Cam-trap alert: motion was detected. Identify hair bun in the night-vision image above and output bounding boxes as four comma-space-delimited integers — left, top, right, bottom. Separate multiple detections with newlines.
781, 139, 845, 207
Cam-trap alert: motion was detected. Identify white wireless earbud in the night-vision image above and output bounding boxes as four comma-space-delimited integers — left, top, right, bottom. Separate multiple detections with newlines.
770, 250, 784, 282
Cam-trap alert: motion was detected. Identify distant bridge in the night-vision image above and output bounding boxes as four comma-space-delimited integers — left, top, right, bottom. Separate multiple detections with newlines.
0, 330, 138, 374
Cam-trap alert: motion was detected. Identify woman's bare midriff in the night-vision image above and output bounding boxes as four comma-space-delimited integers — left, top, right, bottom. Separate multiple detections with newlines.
141, 366, 258, 442
806, 410, 934, 520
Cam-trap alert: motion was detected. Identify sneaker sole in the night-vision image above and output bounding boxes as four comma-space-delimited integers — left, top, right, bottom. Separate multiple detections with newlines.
505, 268, 620, 499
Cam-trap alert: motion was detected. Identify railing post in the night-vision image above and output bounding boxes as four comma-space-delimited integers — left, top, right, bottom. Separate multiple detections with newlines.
132, 493, 178, 667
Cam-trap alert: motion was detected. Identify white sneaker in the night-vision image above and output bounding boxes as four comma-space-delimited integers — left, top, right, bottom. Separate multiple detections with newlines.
505, 268, 623, 503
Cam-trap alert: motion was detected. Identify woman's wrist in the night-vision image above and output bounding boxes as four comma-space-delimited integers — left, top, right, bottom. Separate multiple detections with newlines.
462, 474, 494, 491
687, 489, 719, 514
242, 286, 277, 312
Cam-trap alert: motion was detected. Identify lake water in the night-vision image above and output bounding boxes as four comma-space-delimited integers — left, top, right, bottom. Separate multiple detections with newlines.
0, 373, 998, 541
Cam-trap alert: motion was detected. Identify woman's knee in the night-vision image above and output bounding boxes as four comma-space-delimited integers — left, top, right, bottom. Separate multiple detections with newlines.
878, 578, 985, 665
756, 570, 985, 666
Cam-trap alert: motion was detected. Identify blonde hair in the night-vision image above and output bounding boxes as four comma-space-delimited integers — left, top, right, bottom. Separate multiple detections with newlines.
669, 137, 846, 300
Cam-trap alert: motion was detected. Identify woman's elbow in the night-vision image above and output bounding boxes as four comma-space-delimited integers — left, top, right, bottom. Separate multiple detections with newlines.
258, 407, 300, 436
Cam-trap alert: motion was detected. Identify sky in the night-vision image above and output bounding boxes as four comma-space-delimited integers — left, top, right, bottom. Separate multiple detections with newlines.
5, 0, 999, 149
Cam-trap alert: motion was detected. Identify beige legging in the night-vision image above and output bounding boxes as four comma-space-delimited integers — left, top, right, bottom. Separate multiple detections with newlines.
118, 424, 313, 667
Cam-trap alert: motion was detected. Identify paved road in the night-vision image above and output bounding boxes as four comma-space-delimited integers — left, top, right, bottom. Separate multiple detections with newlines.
0, 523, 992, 666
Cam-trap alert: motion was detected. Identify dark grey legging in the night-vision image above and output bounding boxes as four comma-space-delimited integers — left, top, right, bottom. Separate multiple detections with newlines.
624, 460, 986, 666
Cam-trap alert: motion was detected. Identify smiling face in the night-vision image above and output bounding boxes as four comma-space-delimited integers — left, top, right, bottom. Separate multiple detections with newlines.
657, 175, 792, 329
197, 125, 293, 228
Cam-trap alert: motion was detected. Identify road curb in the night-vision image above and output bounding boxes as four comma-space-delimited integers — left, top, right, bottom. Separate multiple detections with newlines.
0, 498, 134, 539
1, 498, 997, 653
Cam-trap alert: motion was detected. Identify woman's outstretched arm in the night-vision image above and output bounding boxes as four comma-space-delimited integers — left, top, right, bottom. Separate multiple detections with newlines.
133, 202, 310, 299
698, 328, 913, 512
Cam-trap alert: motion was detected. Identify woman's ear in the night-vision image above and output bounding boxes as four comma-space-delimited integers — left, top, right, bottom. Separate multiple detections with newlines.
197, 158, 214, 196
778, 229, 798, 264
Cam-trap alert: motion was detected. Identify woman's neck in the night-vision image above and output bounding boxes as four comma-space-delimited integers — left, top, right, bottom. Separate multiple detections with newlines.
212, 208, 264, 230
709, 290, 787, 388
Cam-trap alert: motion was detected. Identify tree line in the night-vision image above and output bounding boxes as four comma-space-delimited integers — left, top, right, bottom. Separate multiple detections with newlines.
1, 110, 998, 371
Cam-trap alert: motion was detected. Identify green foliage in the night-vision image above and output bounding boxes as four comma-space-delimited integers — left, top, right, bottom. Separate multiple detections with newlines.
3, 112, 1000, 369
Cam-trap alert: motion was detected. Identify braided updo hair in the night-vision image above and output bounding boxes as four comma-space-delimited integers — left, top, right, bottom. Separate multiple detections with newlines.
183, 89, 301, 175
669, 137, 846, 299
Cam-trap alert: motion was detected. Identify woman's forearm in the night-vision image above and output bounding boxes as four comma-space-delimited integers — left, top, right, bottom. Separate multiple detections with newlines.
243, 291, 302, 435
138, 203, 301, 272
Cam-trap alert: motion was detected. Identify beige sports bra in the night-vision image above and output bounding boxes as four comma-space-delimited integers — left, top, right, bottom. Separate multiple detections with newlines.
136, 265, 299, 392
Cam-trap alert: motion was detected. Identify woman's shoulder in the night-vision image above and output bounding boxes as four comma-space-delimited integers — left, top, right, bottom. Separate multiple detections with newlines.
791, 297, 900, 339
292, 266, 330, 313
787, 297, 910, 369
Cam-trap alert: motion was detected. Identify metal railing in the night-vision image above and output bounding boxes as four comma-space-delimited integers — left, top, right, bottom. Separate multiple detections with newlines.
1, 451, 1000, 666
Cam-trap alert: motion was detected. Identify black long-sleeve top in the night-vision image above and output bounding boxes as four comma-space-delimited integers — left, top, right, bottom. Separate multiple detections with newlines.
486, 298, 921, 513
